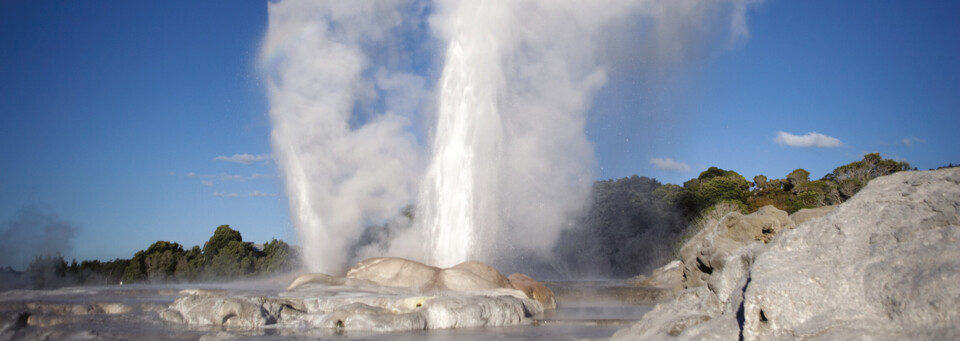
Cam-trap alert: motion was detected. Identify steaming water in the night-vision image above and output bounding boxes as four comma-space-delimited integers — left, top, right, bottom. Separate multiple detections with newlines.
419, 2, 506, 267
262, 0, 761, 274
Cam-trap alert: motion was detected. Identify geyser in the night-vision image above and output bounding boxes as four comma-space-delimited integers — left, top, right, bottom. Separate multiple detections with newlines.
262, 0, 761, 274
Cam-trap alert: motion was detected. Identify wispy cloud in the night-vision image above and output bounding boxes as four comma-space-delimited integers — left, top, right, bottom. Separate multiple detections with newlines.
213, 153, 272, 165
201, 180, 214, 187
650, 158, 691, 172
182, 172, 270, 182
249, 191, 277, 198
213, 192, 240, 198
901, 137, 925, 147
774, 131, 842, 148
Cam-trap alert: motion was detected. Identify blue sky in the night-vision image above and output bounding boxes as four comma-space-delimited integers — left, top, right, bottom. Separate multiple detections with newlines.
1, 0, 958, 268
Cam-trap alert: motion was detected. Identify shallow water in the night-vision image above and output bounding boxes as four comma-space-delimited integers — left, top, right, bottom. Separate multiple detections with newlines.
0, 281, 658, 340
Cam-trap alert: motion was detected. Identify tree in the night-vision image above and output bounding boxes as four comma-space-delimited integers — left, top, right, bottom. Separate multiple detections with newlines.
123, 241, 185, 283
255, 239, 300, 275
753, 175, 768, 190
204, 225, 243, 262
175, 245, 204, 281
785, 168, 810, 192
207, 240, 255, 279
831, 153, 910, 199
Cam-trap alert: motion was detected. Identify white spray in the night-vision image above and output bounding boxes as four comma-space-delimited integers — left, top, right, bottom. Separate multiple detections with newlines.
262, 0, 762, 273
261, 0, 424, 273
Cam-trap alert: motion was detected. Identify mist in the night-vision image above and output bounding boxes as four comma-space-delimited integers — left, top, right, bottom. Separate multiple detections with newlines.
261, 0, 427, 273
0, 205, 77, 271
262, 0, 761, 276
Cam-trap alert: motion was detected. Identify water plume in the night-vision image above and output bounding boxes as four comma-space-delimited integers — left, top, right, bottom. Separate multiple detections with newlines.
262, 0, 762, 275
261, 0, 425, 273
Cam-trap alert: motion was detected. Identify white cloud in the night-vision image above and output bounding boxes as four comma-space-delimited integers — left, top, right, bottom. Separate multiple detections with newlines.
250, 173, 272, 179
186, 172, 196, 177
249, 191, 277, 197
901, 137, 925, 147
213, 153, 272, 165
213, 192, 240, 198
201, 180, 214, 187
774, 131, 842, 148
650, 158, 691, 172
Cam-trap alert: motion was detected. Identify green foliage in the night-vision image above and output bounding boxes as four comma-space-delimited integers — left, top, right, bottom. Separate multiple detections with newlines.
256, 239, 300, 274
174, 246, 204, 282
204, 225, 243, 262
555, 175, 687, 277
789, 191, 825, 213
207, 240, 255, 279
653, 183, 683, 207
752, 175, 768, 190
785, 168, 810, 192
701, 174, 750, 204
832, 153, 910, 190
19, 225, 300, 288
679, 167, 750, 216
698, 167, 728, 181
123, 240, 185, 283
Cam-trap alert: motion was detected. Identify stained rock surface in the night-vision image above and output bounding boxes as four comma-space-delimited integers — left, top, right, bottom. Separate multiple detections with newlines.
614, 168, 960, 340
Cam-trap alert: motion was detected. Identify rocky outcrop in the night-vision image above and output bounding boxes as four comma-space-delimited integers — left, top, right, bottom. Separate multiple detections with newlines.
789, 205, 836, 225
637, 260, 683, 290
339, 257, 555, 308
345, 257, 441, 290
507, 273, 557, 309
158, 258, 555, 332
615, 169, 960, 340
679, 205, 793, 290
160, 289, 535, 332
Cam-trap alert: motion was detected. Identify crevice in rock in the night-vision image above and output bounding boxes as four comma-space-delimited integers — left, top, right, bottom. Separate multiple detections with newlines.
737, 276, 752, 341
696, 258, 713, 275
220, 313, 236, 325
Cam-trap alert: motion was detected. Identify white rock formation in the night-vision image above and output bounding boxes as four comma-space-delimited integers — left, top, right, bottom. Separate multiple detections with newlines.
160, 258, 552, 332
614, 168, 960, 340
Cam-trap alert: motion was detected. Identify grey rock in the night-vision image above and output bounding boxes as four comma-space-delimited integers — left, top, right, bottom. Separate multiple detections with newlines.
789, 205, 836, 225
680, 205, 788, 290
614, 169, 960, 340
162, 259, 548, 332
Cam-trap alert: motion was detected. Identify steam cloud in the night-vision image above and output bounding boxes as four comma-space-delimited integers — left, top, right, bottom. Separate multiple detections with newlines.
261, 1, 424, 273
0, 205, 77, 271
262, 0, 761, 274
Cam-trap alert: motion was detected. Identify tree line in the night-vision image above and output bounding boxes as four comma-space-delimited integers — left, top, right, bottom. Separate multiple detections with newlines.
23, 225, 299, 289
554, 153, 914, 278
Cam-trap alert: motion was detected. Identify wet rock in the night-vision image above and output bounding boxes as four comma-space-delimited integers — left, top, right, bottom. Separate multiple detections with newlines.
162, 259, 547, 333
346, 257, 440, 291
438, 261, 512, 291
162, 295, 282, 328
637, 260, 683, 290
286, 273, 346, 290
507, 273, 557, 309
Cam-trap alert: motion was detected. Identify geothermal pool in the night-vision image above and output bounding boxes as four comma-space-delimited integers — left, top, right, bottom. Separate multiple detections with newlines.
0, 280, 659, 340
